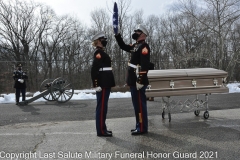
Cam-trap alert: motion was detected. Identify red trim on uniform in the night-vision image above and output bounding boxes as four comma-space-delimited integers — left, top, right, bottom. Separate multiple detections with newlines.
101, 88, 105, 134
139, 71, 147, 74
138, 90, 143, 132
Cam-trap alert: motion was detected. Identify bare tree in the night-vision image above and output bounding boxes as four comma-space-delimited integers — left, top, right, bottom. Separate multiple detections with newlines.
0, 0, 53, 60
178, 0, 240, 70
144, 15, 166, 69
90, 8, 110, 32
0, 0, 55, 90
39, 15, 75, 79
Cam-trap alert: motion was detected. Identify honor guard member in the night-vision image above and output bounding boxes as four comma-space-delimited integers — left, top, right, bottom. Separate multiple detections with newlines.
115, 24, 150, 135
13, 63, 28, 105
91, 31, 115, 137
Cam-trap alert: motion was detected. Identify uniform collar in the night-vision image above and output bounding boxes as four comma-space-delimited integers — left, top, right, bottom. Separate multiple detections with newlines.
96, 46, 103, 49
136, 40, 145, 44
96, 46, 104, 50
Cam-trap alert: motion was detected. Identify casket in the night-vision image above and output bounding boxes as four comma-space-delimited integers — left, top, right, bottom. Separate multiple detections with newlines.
146, 68, 229, 121
146, 68, 229, 97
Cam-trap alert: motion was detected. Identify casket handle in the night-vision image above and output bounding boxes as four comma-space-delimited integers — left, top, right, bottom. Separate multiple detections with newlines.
147, 85, 151, 89
222, 77, 227, 83
213, 78, 218, 86
170, 80, 174, 88
192, 79, 197, 88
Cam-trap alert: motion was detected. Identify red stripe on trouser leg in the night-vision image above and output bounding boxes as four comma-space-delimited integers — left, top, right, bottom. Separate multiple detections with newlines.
101, 88, 105, 134
138, 90, 143, 132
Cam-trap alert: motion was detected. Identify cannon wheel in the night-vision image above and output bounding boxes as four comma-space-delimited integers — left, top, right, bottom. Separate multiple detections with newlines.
50, 77, 74, 103
203, 111, 209, 119
194, 110, 200, 116
40, 79, 55, 101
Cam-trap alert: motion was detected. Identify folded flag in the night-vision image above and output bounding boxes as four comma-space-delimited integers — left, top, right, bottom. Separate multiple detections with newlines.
113, 2, 118, 35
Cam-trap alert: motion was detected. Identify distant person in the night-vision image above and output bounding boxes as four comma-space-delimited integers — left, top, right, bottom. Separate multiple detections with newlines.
91, 31, 115, 137
13, 63, 28, 105
114, 24, 150, 135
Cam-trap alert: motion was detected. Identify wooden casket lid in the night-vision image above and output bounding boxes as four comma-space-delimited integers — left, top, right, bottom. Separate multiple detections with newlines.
148, 68, 228, 80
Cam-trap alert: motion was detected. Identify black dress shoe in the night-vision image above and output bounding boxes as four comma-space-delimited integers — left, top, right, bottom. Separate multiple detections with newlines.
97, 132, 112, 137
131, 130, 148, 135
107, 130, 112, 134
131, 129, 136, 132
15, 102, 19, 105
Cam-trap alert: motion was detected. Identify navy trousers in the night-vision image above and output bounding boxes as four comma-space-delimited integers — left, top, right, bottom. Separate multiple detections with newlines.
130, 85, 148, 132
15, 88, 26, 102
96, 88, 111, 135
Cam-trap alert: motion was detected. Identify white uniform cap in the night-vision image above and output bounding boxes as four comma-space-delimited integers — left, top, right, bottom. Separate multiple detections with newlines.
134, 24, 149, 36
91, 31, 107, 41
17, 63, 22, 67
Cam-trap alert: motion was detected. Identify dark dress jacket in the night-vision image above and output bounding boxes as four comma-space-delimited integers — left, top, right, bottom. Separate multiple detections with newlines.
13, 70, 28, 89
91, 47, 115, 88
115, 34, 150, 86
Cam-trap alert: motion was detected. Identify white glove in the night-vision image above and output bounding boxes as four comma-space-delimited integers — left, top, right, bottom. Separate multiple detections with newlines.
147, 85, 151, 89
94, 86, 102, 92
18, 79, 24, 83
136, 82, 143, 90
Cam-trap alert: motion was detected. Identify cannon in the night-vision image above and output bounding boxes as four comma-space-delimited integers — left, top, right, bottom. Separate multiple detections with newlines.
18, 77, 74, 105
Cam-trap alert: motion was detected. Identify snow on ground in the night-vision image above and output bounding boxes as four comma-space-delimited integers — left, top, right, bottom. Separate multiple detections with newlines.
226, 83, 240, 93
0, 83, 239, 104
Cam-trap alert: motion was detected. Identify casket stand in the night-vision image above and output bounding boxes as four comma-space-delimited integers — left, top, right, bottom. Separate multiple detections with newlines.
146, 68, 228, 122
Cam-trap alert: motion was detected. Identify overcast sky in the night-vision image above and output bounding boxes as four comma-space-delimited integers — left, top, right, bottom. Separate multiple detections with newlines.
29, 0, 179, 26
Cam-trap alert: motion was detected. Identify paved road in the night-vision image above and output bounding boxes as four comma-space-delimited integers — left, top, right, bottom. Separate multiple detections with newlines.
0, 93, 240, 160
0, 93, 240, 126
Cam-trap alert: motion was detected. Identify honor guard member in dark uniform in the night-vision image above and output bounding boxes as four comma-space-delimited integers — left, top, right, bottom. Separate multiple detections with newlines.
91, 31, 115, 137
115, 24, 150, 135
13, 63, 28, 105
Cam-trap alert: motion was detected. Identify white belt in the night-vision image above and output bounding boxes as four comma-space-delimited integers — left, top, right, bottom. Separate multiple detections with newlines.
128, 63, 137, 69
99, 67, 112, 71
